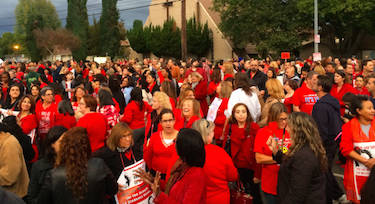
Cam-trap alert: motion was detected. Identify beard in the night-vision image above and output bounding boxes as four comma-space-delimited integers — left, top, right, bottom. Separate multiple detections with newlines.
251, 68, 257, 72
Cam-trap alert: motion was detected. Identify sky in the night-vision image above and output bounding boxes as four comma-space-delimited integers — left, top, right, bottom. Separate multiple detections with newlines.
0, 0, 152, 35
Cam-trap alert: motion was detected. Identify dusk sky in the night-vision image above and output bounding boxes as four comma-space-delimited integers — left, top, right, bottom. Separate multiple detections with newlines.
0, 0, 152, 35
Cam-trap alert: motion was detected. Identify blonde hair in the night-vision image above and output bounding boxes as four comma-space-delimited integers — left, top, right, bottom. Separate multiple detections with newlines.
269, 61, 278, 69
192, 119, 215, 145
107, 122, 133, 151
190, 72, 203, 81
59, 66, 68, 75
223, 62, 235, 75
153, 91, 172, 110
266, 79, 285, 100
181, 98, 201, 118
218, 81, 233, 99
314, 65, 326, 75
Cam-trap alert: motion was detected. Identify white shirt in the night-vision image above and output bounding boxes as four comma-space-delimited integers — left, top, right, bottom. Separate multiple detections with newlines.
227, 88, 261, 122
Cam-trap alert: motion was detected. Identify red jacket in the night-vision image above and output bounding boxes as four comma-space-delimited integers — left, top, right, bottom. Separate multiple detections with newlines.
35, 102, 58, 141
204, 144, 238, 204
76, 112, 108, 153
193, 81, 208, 117
55, 113, 77, 129
330, 83, 356, 116
121, 101, 152, 129
213, 98, 229, 145
175, 115, 200, 130
185, 68, 208, 83
154, 166, 207, 204
19, 114, 38, 135
222, 122, 261, 179
355, 87, 371, 96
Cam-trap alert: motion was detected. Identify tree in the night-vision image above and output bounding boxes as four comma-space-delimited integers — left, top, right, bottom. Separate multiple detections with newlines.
213, 0, 310, 55
66, 0, 89, 61
33, 28, 81, 60
0, 33, 15, 58
88, 16, 101, 56
127, 20, 150, 58
297, 0, 375, 57
99, 0, 121, 58
25, 15, 44, 61
162, 19, 181, 58
186, 17, 212, 58
14, 0, 61, 35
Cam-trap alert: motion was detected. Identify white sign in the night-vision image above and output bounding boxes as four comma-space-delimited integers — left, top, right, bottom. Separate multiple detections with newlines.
115, 159, 154, 204
94, 57, 107, 64
315, 34, 320, 43
207, 97, 223, 122
353, 142, 375, 200
313, 52, 322, 61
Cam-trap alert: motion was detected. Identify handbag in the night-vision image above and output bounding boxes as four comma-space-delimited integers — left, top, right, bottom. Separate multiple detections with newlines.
224, 124, 232, 156
230, 178, 253, 204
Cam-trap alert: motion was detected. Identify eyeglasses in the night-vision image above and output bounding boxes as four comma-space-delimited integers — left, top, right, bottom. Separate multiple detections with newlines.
78, 102, 86, 106
279, 117, 287, 122
44, 94, 53, 96
161, 119, 175, 124
120, 133, 132, 139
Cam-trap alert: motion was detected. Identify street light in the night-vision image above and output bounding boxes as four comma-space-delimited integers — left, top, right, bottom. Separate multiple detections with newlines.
13, 45, 19, 50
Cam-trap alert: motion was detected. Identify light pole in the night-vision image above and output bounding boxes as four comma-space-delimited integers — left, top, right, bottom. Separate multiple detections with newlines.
314, 0, 318, 53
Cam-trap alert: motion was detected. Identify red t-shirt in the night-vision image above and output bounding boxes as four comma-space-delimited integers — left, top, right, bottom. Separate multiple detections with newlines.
254, 123, 291, 195
330, 83, 356, 116
55, 113, 77, 129
121, 101, 152, 129
19, 114, 38, 135
291, 85, 318, 114
76, 112, 107, 153
35, 102, 58, 141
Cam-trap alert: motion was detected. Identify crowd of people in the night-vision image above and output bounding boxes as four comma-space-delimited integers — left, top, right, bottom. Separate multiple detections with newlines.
0, 56, 375, 204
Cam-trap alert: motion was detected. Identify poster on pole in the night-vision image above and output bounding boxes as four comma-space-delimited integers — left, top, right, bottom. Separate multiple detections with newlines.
313, 52, 322, 61
352, 142, 375, 200
314, 35, 320, 43
115, 159, 154, 204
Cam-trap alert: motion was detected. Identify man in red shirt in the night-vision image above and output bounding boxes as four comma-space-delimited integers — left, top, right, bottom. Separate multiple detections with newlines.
291, 71, 319, 114
184, 59, 208, 82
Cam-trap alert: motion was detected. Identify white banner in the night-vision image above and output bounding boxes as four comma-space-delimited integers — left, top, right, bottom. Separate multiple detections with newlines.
207, 97, 223, 122
353, 142, 375, 200
115, 159, 154, 204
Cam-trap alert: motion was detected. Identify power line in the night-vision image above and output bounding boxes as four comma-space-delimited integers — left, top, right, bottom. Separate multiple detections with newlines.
0, 0, 153, 21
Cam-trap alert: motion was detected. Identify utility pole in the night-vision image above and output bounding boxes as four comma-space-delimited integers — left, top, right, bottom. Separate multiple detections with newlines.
314, 0, 318, 53
181, 0, 187, 61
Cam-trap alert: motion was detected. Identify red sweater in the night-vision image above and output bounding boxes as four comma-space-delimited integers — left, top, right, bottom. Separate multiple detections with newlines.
213, 98, 229, 145
193, 81, 208, 117
175, 115, 200, 130
185, 67, 208, 83
169, 97, 176, 110
55, 113, 77, 129
35, 102, 58, 141
330, 83, 356, 116
204, 144, 238, 204
154, 167, 207, 204
121, 101, 152, 129
77, 112, 108, 153
54, 94, 62, 105
355, 87, 371, 96
222, 123, 261, 179
144, 131, 177, 174
19, 114, 38, 135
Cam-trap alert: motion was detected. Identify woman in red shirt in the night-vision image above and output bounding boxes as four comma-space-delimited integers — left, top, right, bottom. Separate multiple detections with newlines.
161, 80, 177, 110
208, 81, 232, 146
222, 103, 262, 204
354, 75, 370, 96
35, 86, 58, 143
146, 72, 160, 95
56, 100, 77, 129
17, 95, 38, 162
76, 94, 108, 153
330, 70, 356, 116
30, 84, 41, 103
121, 87, 152, 152
190, 72, 208, 117
223, 62, 234, 81
254, 102, 291, 204
144, 109, 178, 190
136, 128, 207, 204
71, 87, 85, 112
98, 89, 119, 129
283, 79, 298, 113
192, 119, 238, 204
208, 68, 221, 103
175, 98, 201, 130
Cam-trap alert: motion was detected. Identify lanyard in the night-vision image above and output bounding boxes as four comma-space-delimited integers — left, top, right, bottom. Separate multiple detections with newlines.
119, 148, 137, 169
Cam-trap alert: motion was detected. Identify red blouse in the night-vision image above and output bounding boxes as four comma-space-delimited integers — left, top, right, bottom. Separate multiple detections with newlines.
330, 83, 356, 116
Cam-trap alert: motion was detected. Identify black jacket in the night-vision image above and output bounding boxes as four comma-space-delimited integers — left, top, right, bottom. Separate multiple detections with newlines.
112, 90, 126, 115
245, 69, 267, 91
275, 146, 326, 204
28, 157, 53, 204
0, 186, 25, 204
94, 147, 143, 180
12, 131, 35, 163
312, 94, 342, 147
35, 158, 117, 204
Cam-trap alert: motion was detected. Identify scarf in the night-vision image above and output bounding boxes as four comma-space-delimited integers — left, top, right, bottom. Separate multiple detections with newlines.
164, 158, 189, 195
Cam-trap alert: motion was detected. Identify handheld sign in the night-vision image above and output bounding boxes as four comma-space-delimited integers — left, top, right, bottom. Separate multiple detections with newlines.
281, 52, 290, 60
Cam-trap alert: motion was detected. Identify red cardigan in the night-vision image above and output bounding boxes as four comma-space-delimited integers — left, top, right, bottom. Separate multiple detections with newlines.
330, 83, 355, 116
175, 115, 200, 130
76, 112, 108, 153
154, 166, 207, 204
121, 101, 152, 129
213, 98, 229, 145
222, 122, 261, 179
55, 113, 77, 129
193, 81, 208, 117
143, 131, 177, 174
204, 144, 238, 204
19, 114, 38, 135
